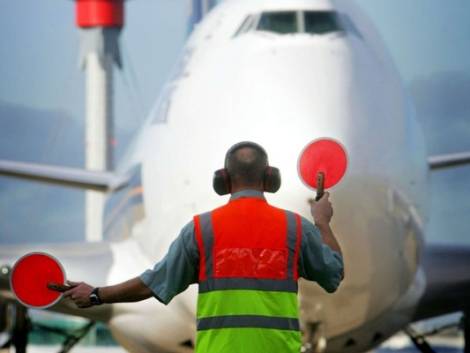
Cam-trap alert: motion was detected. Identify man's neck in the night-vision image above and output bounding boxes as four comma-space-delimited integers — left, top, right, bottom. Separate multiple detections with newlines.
230, 189, 266, 201
230, 185, 264, 193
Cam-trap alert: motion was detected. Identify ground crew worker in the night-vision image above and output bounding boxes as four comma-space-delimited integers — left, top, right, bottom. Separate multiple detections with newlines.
55, 141, 344, 353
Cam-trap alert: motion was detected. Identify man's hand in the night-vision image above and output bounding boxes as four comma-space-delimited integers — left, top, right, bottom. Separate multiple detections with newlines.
50, 277, 153, 306
309, 191, 342, 258
49, 280, 94, 308
311, 191, 333, 226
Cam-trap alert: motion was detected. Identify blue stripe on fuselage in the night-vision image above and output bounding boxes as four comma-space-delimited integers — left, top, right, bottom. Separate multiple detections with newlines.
187, 0, 218, 35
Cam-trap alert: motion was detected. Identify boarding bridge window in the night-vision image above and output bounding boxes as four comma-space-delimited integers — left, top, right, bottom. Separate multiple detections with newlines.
257, 12, 298, 34
303, 11, 343, 35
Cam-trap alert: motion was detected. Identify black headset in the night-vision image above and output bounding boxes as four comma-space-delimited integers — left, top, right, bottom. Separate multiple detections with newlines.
212, 141, 281, 196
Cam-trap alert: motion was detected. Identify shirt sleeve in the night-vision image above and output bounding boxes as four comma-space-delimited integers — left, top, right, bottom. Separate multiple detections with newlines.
298, 216, 344, 293
139, 221, 199, 304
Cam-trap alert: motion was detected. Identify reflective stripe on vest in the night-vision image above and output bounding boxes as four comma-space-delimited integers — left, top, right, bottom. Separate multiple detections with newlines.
198, 315, 300, 331
193, 198, 302, 353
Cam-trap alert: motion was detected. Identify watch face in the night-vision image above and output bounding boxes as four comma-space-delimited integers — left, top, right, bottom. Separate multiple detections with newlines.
90, 293, 100, 305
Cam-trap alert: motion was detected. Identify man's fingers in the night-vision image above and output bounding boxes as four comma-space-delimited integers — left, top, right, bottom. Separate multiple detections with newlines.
47, 282, 70, 293
63, 288, 76, 298
321, 192, 330, 200
66, 280, 80, 287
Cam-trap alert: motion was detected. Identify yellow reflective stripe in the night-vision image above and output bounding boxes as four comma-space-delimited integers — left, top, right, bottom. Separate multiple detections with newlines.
197, 289, 298, 318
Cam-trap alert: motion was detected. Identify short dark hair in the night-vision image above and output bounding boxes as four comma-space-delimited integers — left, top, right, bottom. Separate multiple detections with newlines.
225, 143, 268, 185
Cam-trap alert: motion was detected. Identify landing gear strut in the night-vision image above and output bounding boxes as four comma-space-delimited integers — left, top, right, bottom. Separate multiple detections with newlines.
0, 301, 94, 351
405, 312, 470, 353
12, 304, 29, 353
0, 302, 30, 353
302, 321, 326, 353
33, 320, 96, 353
0, 303, 95, 353
404, 326, 436, 353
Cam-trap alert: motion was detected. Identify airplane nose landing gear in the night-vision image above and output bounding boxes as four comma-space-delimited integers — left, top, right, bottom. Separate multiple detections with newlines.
404, 326, 436, 353
302, 321, 327, 353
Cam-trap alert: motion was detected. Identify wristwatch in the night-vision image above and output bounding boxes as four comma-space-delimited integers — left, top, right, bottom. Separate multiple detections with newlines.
89, 287, 103, 306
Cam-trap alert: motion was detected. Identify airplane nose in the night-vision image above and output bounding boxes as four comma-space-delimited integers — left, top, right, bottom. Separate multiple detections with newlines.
225, 33, 356, 139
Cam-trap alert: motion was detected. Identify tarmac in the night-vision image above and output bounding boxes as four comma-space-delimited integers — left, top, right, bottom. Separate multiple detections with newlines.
0, 332, 463, 353
1, 348, 127, 353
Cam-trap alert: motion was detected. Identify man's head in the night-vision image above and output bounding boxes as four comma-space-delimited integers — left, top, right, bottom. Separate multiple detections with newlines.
212, 141, 281, 195
225, 142, 268, 191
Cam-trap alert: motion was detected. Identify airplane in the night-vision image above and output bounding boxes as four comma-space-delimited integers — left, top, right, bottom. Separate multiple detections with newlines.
2, 0, 470, 352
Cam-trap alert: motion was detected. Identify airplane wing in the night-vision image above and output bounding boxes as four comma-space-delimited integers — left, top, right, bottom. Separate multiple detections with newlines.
412, 244, 470, 321
0, 159, 129, 192
413, 152, 470, 320
0, 242, 114, 322
428, 151, 470, 170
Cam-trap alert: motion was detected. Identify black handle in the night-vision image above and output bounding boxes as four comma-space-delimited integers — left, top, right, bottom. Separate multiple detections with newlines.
47, 282, 71, 293
315, 172, 325, 202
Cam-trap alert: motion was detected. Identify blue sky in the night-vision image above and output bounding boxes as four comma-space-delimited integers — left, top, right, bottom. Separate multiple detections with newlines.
0, 0, 469, 244
357, 0, 470, 82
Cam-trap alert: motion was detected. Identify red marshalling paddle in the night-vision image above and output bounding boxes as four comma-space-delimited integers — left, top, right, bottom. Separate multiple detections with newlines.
298, 138, 348, 201
10, 252, 69, 309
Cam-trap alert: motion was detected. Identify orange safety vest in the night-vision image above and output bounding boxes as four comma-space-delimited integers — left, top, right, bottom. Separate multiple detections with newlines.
193, 195, 303, 353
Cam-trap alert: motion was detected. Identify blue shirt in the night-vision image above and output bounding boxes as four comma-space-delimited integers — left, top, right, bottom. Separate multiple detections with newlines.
140, 190, 344, 304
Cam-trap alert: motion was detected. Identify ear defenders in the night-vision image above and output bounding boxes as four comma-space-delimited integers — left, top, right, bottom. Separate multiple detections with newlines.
212, 141, 281, 195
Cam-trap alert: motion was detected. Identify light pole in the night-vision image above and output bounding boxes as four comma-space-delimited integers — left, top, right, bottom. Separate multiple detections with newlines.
76, 0, 123, 242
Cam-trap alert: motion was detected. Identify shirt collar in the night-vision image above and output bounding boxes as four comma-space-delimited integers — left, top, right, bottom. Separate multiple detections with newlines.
230, 189, 266, 201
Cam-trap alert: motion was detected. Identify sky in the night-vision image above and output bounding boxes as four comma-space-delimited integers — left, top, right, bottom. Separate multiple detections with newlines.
0, 0, 187, 131
355, 0, 470, 245
0, 0, 470, 244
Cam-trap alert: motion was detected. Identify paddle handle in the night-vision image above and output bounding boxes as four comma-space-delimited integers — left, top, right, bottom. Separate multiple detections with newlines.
315, 172, 325, 202
47, 283, 72, 293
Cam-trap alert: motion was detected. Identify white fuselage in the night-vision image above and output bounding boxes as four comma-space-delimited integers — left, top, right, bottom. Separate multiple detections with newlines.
4, 1, 430, 353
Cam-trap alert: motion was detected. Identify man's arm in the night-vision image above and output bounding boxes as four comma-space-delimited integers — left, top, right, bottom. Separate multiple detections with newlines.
311, 192, 343, 257
298, 191, 344, 292
99, 277, 153, 303
316, 223, 342, 257
50, 221, 199, 308
51, 277, 153, 308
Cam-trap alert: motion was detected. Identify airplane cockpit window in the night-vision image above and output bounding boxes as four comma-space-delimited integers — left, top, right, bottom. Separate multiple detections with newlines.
304, 11, 343, 34
234, 15, 256, 37
257, 12, 298, 34
233, 11, 346, 37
